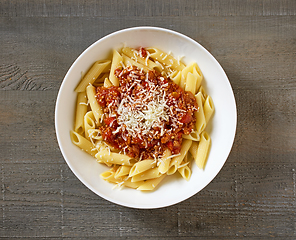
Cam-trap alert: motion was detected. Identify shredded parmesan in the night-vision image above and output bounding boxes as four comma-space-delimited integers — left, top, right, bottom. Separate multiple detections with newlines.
145, 51, 151, 66
166, 153, 181, 160
178, 162, 189, 169
113, 73, 176, 140
79, 102, 88, 106
162, 54, 168, 60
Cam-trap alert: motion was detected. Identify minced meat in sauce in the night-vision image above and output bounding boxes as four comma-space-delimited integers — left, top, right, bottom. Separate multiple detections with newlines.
95, 65, 197, 160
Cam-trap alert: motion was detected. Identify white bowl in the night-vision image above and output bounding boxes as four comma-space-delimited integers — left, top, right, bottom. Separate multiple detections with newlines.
55, 26, 237, 209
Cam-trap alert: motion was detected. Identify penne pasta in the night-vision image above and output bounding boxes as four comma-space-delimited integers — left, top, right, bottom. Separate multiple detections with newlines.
185, 72, 197, 94
158, 149, 172, 174
70, 130, 98, 157
74, 92, 88, 135
194, 92, 206, 134
114, 165, 132, 179
180, 62, 203, 90
122, 54, 151, 72
75, 60, 111, 92
182, 130, 200, 142
192, 63, 203, 90
204, 95, 215, 125
122, 47, 158, 69
146, 47, 185, 71
96, 72, 109, 82
170, 70, 182, 85
137, 174, 166, 191
129, 159, 157, 177
177, 154, 192, 181
178, 165, 191, 181
101, 171, 128, 186
198, 86, 207, 104
95, 150, 137, 166
121, 178, 145, 189
109, 49, 123, 86
103, 78, 113, 87
87, 129, 103, 141
100, 169, 116, 181
131, 168, 161, 182
192, 131, 211, 169
167, 139, 192, 175
84, 111, 96, 140
86, 84, 103, 124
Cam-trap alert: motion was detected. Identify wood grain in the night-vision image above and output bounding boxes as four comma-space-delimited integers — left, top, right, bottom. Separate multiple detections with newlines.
0, 91, 61, 164
0, 15, 295, 91
1, 0, 296, 17
0, 0, 295, 238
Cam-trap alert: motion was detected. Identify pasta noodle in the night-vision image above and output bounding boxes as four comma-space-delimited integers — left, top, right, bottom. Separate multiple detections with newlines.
167, 139, 192, 175
198, 86, 207, 104
182, 131, 200, 141
86, 84, 103, 124
180, 62, 203, 91
194, 92, 206, 134
122, 47, 158, 70
129, 159, 157, 177
122, 54, 151, 72
204, 95, 215, 125
157, 149, 172, 174
121, 178, 145, 189
146, 47, 185, 71
70, 130, 98, 157
74, 92, 88, 135
71, 46, 214, 191
191, 131, 211, 169
185, 72, 197, 95
137, 174, 166, 191
177, 154, 192, 181
131, 168, 161, 182
170, 70, 181, 85
75, 60, 111, 92
103, 78, 113, 88
95, 150, 137, 166
84, 111, 96, 140
114, 165, 132, 179
109, 50, 122, 86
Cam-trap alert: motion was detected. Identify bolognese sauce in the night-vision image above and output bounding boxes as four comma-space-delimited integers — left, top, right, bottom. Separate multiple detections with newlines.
95, 65, 198, 160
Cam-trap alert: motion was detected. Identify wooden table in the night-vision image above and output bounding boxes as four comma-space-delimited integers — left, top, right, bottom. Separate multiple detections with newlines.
1, 1, 295, 238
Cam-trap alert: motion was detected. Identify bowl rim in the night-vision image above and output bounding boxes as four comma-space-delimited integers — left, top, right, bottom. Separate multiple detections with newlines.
55, 26, 237, 209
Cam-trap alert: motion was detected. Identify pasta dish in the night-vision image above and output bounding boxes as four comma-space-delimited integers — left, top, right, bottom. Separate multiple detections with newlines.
70, 47, 214, 191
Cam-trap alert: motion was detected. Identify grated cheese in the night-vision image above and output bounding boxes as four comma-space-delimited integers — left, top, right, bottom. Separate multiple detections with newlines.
79, 102, 88, 106
113, 74, 176, 140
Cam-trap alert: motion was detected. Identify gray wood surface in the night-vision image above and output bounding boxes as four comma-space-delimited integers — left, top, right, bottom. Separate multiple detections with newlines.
0, 0, 295, 239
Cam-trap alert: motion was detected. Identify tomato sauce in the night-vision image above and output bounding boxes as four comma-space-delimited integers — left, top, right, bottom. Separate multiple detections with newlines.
96, 65, 197, 160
